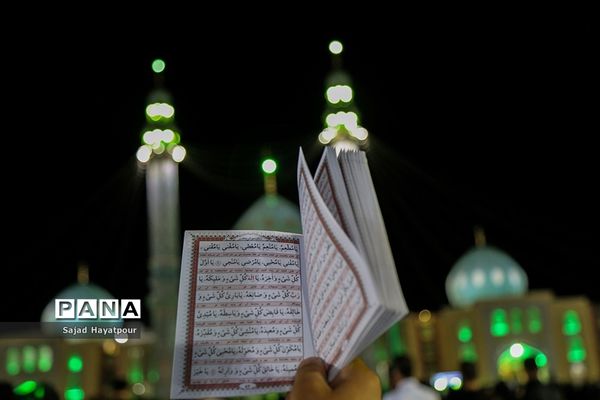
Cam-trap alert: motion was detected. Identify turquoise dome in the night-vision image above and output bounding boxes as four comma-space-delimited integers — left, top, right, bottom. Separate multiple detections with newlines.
446, 245, 528, 308
234, 194, 302, 233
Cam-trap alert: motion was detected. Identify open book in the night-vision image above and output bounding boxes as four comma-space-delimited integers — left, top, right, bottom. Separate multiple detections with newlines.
171, 147, 408, 398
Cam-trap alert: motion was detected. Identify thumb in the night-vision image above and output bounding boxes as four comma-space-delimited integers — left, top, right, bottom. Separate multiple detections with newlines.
288, 357, 331, 400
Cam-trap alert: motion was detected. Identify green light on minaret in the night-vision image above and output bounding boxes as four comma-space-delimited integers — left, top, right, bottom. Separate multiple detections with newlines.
262, 159, 277, 174
152, 59, 166, 73
329, 40, 343, 55
319, 40, 369, 150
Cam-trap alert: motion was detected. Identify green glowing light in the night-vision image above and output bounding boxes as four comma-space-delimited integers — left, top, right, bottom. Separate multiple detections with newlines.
563, 310, 582, 336
34, 385, 45, 399
329, 40, 343, 55
14, 380, 37, 395
262, 159, 277, 174
490, 309, 509, 337
457, 324, 472, 343
497, 343, 547, 381
535, 353, 548, 367
388, 323, 405, 356
374, 343, 388, 362
64, 387, 85, 400
152, 59, 166, 73
22, 346, 36, 373
449, 376, 462, 390
38, 345, 53, 372
461, 343, 477, 362
67, 355, 83, 373
510, 308, 523, 334
567, 336, 586, 363
129, 366, 144, 383
527, 307, 543, 334
6, 347, 19, 375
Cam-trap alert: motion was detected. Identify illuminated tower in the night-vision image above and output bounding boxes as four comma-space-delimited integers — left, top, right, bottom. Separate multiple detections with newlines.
136, 59, 186, 397
318, 40, 369, 152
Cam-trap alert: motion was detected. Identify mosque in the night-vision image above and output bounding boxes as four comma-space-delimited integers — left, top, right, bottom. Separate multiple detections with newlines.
0, 160, 300, 399
3, 203, 598, 399
1, 44, 598, 399
368, 227, 600, 395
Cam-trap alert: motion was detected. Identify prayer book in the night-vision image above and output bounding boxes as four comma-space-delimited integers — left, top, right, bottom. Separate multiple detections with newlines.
171, 147, 408, 398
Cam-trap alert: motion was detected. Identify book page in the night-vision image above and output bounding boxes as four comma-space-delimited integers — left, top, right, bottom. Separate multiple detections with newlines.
338, 151, 408, 323
297, 149, 380, 377
314, 146, 365, 254
171, 230, 309, 399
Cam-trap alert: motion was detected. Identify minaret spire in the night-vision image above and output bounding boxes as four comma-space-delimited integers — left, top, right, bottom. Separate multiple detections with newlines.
261, 157, 278, 196
318, 40, 369, 153
474, 226, 487, 247
136, 58, 184, 397
136, 59, 186, 164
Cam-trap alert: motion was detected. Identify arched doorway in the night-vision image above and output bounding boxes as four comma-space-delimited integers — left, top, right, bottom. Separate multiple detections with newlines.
497, 342, 549, 385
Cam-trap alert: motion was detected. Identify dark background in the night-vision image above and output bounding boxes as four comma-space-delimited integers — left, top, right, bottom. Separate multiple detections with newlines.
2, 15, 597, 323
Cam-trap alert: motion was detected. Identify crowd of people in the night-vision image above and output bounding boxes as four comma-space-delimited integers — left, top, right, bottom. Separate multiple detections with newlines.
382, 355, 600, 400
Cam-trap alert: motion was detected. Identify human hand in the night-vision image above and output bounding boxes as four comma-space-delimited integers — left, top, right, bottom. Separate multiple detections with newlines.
287, 357, 381, 400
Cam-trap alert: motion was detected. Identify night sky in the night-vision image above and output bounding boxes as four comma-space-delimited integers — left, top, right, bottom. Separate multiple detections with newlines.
2, 16, 597, 323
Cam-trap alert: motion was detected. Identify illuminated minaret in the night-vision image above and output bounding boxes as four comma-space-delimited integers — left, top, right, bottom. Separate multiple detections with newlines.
136, 59, 186, 397
318, 40, 369, 153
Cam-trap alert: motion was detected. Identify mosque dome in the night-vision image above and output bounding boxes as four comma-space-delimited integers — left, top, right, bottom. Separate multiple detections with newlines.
234, 194, 302, 233
445, 230, 528, 308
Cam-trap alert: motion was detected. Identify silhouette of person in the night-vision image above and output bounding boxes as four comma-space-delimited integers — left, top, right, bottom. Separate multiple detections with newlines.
521, 357, 562, 400
491, 380, 517, 400
383, 355, 440, 400
446, 361, 486, 400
